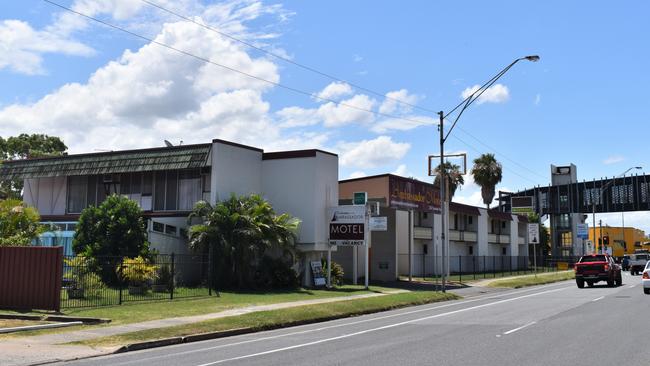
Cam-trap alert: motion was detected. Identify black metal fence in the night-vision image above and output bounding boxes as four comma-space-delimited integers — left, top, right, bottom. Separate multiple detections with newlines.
398, 255, 579, 284
61, 253, 212, 308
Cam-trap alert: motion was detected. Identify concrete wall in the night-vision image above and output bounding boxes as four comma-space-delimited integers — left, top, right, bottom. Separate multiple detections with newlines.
24, 177, 67, 215
211, 142, 263, 203
339, 176, 389, 201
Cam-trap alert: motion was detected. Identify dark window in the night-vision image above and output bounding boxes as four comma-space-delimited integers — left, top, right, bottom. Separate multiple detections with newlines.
501, 221, 506, 229
121, 173, 131, 195
152, 222, 164, 232
142, 172, 153, 196
453, 214, 458, 230
131, 172, 142, 194
154, 171, 166, 211
468, 216, 473, 225
165, 224, 177, 235
469, 246, 474, 255
502, 247, 507, 255
423, 212, 428, 219
67, 176, 87, 213
86, 175, 97, 207
166, 171, 178, 211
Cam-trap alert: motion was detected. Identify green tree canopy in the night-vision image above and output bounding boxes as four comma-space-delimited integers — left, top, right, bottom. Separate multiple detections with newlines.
0, 199, 43, 247
433, 162, 465, 200
73, 194, 149, 258
471, 153, 503, 209
0, 134, 68, 199
188, 194, 301, 288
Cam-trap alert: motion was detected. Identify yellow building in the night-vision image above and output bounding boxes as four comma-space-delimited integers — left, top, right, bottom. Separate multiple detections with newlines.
588, 226, 646, 257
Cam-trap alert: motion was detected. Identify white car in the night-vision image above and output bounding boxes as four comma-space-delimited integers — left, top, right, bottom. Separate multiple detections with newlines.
643, 261, 650, 295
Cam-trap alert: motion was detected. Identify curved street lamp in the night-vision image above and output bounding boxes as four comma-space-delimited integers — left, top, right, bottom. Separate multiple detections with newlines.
437, 55, 540, 292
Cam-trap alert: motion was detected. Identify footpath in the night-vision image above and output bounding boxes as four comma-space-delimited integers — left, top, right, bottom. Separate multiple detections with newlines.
1, 290, 413, 366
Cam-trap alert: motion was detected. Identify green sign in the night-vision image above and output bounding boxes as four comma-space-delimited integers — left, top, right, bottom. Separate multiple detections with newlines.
353, 192, 367, 205
512, 207, 534, 214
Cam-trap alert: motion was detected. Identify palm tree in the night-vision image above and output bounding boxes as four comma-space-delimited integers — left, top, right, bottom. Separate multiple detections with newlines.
471, 153, 503, 209
433, 162, 465, 201
187, 194, 300, 288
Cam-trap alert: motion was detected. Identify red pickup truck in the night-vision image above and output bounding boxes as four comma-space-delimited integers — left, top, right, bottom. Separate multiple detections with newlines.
574, 254, 622, 288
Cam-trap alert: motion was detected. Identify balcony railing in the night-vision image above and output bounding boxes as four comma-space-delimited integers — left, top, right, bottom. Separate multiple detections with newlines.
488, 233, 511, 244
413, 226, 432, 240
449, 230, 478, 242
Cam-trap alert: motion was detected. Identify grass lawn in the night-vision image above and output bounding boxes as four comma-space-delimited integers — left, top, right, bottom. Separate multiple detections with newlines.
486, 271, 575, 288
0, 285, 398, 337
77, 291, 460, 347
401, 267, 563, 284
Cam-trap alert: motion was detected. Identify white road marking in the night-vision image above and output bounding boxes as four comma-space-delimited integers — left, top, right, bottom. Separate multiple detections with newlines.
107, 283, 574, 366
592, 296, 605, 302
628, 285, 636, 288
194, 286, 571, 366
503, 322, 536, 335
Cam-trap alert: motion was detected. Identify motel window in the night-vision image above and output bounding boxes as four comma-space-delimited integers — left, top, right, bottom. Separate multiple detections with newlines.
67, 176, 87, 213
142, 172, 153, 196
131, 172, 142, 194
121, 173, 131, 195
469, 246, 473, 255
152, 221, 164, 233
166, 171, 178, 211
165, 224, 177, 235
453, 214, 458, 230
179, 169, 202, 210
154, 171, 166, 211
468, 216, 473, 225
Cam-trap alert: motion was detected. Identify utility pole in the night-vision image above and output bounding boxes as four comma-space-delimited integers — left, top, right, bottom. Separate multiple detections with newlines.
438, 111, 447, 293
599, 219, 604, 254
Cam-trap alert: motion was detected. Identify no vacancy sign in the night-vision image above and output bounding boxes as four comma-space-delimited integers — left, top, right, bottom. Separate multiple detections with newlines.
328, 205, 366, 246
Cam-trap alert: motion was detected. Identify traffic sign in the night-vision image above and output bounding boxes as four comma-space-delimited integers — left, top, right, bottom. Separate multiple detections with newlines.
577, 223, 589, 239
528, 223, 540, 244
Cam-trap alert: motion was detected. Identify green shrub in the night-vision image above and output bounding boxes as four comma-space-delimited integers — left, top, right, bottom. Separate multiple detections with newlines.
63, 256, 106, 298
254, 256, 300, 289
117, 256, 158, 287
322, 259, 345, 286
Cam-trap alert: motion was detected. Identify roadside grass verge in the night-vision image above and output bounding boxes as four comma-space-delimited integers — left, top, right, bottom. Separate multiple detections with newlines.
0, 285, 396, 338
76, 291, 459, 348
486, 271, 575, 288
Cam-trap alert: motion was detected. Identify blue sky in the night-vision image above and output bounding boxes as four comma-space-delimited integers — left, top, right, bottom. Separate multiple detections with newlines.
1, 1, 649, 232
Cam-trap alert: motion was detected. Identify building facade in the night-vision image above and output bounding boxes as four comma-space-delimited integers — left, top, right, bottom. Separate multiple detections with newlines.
335, 174, 530, 282
588, 226, 646, 256
0, 139, 338, 286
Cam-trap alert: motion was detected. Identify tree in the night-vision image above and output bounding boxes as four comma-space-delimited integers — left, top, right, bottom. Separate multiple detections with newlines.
433, 162, 465, 200
0, 199, 43, 246
471, 153, 503, 209
188, 194, 301, 288
0, 134, 68, 199
73, 194, 149, 258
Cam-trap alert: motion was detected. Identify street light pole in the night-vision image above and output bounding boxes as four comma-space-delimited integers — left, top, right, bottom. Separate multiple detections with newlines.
437, 55, 539, 292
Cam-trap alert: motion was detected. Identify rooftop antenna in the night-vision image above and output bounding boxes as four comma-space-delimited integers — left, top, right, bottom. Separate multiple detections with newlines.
164, 140, 173, 147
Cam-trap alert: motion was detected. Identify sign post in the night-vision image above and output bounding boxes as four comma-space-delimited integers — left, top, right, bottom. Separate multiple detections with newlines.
329, 205, 366, 286
528, 223, 540, 277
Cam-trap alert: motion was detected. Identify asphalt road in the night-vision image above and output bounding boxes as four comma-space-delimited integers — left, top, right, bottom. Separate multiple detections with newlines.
56, 272, 650, 366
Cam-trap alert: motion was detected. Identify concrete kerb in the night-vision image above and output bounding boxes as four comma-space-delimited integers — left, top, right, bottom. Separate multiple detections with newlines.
0, 313, 110, 324
0, 321, 83, 334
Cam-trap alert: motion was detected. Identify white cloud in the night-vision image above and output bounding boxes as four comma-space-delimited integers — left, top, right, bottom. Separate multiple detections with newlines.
315, 82, 353, 101
318, 94, 376, 127
338, 136, 410, 168
378, 89, 420, 114
0, 20, 94, 75
534, 93, 541, 106
353, 54, 363, 62
594, 212, 650, 235
461, 83, 510, 105
371, 115, 436, 133
348, 171, 367, 179
603, 155, 625, 165
393, 164, 409, 176
0, 3, 298, 153
275, 106, 320, 128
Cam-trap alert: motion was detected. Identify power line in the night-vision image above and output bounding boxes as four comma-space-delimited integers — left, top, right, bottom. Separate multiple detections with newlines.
138, 0, 548, 181
138, 0, 435, 115
43, 0, 430, 127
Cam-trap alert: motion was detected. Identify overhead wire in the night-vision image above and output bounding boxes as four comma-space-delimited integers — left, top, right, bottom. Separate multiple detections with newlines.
44, 0, 546, 187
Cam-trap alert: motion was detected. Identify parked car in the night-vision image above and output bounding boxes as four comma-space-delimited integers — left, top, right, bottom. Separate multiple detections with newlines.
574, 254, 622, 288
629, 253, 649, 275
643, 261, 650, 295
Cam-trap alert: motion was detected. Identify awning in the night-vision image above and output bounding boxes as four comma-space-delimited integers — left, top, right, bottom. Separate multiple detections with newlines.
488, 210, 513, 221
449, 202, 481, 216
0, 144, 211, 180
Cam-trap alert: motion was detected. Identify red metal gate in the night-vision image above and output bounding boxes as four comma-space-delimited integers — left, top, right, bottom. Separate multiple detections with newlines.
0, 246, 63, 311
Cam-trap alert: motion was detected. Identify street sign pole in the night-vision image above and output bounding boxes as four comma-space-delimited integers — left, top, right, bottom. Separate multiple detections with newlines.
365, 205, 370, 290
528, 223, 540, 278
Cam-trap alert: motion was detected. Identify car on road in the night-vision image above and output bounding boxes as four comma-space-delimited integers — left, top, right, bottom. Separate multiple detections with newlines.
629, 253, 649, 275
643, 261, 650, 295
574, 254, 622, 288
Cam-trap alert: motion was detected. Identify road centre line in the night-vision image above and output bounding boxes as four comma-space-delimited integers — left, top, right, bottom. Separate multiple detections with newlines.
107, 283, 574, 366
503, 322, 536, 335
592, 296, 605, 302
194, 286, 572, 366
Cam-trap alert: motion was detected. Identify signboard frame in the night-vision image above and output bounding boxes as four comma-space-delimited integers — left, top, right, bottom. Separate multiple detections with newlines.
328, 205, 366, 246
